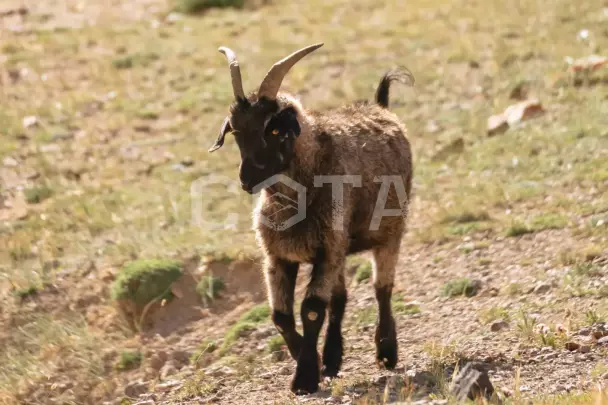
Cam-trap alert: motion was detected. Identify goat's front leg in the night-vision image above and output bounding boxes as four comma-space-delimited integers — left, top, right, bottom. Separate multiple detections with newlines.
291, 250, 341, 395
266, 256, 302, 360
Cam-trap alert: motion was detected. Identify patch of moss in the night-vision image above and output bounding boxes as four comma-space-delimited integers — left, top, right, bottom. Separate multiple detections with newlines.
110, 259, 183, 307
440, 277, 479, 297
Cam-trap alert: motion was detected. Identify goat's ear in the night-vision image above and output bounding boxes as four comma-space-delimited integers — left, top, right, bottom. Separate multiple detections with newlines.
267, 106, 301, 138
209, 117, 232, 152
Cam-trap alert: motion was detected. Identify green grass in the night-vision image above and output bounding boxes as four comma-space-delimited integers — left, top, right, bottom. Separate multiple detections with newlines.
116, 350, 142, 371
24, 184, 53, 204
505, 222, 534, 237
478, 306, 510, 324
219, 304, 270, 355
440, 277, 479, 298
110, 259, 183, 307
12, 285, 40, 299
267, 335, 286, 354
189, 340, 217, 366
354, 262, 373, 283
196, 275, 226, 305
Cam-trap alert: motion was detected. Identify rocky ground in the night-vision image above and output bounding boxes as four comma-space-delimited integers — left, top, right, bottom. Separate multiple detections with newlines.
1, 0, 607, 404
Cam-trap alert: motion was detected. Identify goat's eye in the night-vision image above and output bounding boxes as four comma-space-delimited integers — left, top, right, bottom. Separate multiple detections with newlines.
271, 129, 280, 136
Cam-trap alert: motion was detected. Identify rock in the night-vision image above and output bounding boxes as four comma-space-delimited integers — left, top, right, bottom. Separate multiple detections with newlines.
160, 361, 178, 380
450, 363, 494, 401
271, 349, 287, 362
565, 342, 580, 351
156, 379, 181, 392
490, 320, 509, 332
124, 381, 147, 398
181, 157, 194, 167
597, 336, 608, 345
578, 327, 592, 336
279, 366, 292, 376
504, 99, 543, 126
566, 55, 607, 72
148, 351, 167, 370
579, 345, 591, 354
133, 401, 155, 405
2, 156, 18, 167
533, 282, 551, 294
487, 114, 509, 136
22, 115, 38, 128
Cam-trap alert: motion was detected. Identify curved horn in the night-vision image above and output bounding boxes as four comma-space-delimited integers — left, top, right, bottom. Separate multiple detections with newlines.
218, 46, 246, 100
258, 43, 323, 100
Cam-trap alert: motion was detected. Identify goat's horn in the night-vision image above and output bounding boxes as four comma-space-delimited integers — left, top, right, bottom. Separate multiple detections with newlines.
258, 43, 323, 100
219, 46, 246, 100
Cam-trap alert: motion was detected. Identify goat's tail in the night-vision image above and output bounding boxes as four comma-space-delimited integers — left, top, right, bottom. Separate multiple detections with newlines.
374, 67, 414, 109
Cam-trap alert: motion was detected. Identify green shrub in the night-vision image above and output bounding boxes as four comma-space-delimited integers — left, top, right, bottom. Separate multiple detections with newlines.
267, 335, 285, 353
110, 259, 183, 307
116, 350, 142, 371
24, 184, 53, 204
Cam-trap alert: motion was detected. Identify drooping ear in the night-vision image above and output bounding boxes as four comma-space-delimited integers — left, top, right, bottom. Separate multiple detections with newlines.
266, 106, 301, 138
209, 117, 232, 152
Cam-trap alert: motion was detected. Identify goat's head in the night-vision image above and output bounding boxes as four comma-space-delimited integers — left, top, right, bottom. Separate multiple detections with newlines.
209, 43, 323, 194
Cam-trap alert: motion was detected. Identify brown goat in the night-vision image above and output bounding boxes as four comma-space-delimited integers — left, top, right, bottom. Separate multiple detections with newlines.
210, 43, 413, 394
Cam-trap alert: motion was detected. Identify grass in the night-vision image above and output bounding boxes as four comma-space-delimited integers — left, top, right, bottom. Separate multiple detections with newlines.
1, 0, 608, 402
440, 278, 480, 298
219, 304, 270, 355
354, 261, 373, 284
24, 184, 53, 204
267, 335, 286, 354
116, 350, 142, 371
110, 259, 183, 307
189, 340, 217, 367
478, 306, 510, 325
196, 274, 225, 305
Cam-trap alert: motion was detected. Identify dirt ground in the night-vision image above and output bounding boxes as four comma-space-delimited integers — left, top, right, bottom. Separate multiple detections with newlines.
1, 0, 607, 404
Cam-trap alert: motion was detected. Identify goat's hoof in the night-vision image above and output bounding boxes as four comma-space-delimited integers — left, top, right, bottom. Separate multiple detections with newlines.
291, 355, 320, 395
321, 365, 340, 378
376, 339, 398, 370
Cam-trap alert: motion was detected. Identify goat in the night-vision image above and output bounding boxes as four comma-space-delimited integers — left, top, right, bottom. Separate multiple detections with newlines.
209, 43, 413, 394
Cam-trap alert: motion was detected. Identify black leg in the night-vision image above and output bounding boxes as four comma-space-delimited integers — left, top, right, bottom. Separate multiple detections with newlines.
374, 285, 398, 369
291, 296, 326, 394
266, 258, 302, 360
322, 274, 347, 377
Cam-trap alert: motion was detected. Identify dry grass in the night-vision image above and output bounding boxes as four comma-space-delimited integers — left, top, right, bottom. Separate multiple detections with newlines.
0, 0, 607, 403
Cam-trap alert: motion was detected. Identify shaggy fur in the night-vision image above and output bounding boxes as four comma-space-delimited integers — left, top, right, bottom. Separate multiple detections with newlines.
213, 69, 412, 394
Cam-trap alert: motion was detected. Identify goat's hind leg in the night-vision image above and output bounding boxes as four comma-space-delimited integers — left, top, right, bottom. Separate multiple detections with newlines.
372, 243, 399, 369
322, 271, 347, 377
266, 256, 302, 360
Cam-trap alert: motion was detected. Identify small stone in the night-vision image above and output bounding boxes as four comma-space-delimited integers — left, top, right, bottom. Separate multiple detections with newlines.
597, 336, 608, 345
504, 99, 544, 126
487, 114, 509, 136
133, 401, 155, 405
578, 327, 592, 336
181, 157, 194, 167
124, 381, 147, 398
2, 156, 18, 167
579, 345, 591, 354
565, 342, 580, 351
490, 320, 509, 332
450, 362, 494, 401
533, 282, 551, 294
160, 362, 177, 380
156, 380, 181, 392
279, 366, 292, 376
22, 116, 38, 128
